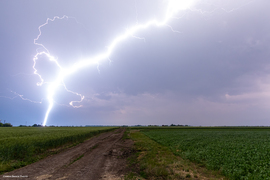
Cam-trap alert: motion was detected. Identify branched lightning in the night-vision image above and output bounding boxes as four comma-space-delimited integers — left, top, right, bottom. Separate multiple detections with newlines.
12, 91, 43, 104
28, 0, 252, 126
32, 0, 197, 126
0, 90, 42, 104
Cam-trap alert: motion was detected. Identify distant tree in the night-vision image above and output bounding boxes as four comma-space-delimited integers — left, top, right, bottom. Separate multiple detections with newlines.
32, 124, 43, 127
19, 125, 27, 127
0, 122, 3, 127
170, 124, 176, 126
32, 124, 38, 127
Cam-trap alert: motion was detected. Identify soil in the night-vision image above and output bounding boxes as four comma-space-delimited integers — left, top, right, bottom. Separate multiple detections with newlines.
2, 128, 134, 180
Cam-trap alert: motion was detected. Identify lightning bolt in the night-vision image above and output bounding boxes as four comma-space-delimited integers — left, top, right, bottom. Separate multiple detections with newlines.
29, 0, 252, 126
32, 0, 197, 126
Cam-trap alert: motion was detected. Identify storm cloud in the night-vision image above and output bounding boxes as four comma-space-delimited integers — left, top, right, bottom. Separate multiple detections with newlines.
0, 0, 270, 126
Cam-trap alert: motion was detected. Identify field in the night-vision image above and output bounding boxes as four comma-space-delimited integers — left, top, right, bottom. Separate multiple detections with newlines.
2, 126, 270, 179
0, 126, 117, 173
137, 127, 270, 179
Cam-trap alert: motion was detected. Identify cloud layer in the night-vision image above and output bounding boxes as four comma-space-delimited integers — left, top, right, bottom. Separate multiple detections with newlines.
0, 0, 270, 126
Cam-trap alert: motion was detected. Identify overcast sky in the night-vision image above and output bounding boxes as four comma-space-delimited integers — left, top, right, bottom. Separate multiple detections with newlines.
1, 0, 270, 126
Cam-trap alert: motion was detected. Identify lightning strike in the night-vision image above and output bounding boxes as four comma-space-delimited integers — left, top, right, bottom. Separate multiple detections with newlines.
32, 0, 198, 126
31, 0, 250, 126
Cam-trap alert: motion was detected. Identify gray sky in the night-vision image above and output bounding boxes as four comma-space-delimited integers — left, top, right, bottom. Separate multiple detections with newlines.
1, 0, 270, 126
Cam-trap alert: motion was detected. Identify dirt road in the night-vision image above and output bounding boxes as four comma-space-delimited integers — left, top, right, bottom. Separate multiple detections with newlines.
2, 128, 133, 180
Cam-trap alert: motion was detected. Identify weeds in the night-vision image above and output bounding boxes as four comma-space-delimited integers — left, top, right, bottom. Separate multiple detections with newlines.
68, 154, 84, 166
122, 128, 130, 140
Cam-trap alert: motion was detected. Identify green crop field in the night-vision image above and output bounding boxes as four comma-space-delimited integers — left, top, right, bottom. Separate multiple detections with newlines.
141, 128, 270, 180
0, 126, 117, 173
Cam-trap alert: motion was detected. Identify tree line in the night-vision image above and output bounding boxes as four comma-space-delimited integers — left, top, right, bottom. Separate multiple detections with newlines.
0, 122, 12, 127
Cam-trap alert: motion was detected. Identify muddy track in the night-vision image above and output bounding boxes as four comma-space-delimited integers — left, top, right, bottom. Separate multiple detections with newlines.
2, 128, 133, 180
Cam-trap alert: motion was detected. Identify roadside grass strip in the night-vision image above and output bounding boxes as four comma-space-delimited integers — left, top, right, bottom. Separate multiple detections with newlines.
128, 130, 225, 180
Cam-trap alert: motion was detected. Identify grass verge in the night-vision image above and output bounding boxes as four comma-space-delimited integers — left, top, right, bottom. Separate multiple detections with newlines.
126, 129, 226, 180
